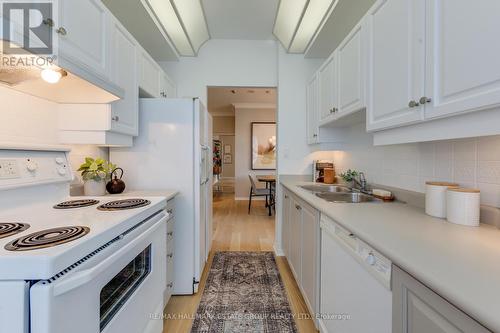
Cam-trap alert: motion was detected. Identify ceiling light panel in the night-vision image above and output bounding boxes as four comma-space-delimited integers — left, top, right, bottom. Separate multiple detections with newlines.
273, 0, 308, 50
171, 0, 210, 53
147, 0, 194, 56
289, 0, 335, 53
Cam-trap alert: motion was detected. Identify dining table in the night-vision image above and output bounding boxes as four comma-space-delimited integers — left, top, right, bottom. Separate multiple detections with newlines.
256, 175, 276, 216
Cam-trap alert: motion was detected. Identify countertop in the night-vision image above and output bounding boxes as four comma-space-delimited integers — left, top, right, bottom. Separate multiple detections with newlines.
280, 176, 500, 332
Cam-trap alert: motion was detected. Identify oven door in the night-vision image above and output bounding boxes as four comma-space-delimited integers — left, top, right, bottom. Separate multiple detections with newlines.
30, 211, 167, 333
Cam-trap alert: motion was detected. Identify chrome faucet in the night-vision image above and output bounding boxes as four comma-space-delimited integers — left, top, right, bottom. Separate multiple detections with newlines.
351, 172, 370, 194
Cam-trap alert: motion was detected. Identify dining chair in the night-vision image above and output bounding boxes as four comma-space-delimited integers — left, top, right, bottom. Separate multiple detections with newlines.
248, 174, 270, 214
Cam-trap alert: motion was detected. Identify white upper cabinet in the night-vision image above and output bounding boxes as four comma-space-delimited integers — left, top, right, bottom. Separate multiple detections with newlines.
160, 72, 177, 98
307, 74, 320, 144
58, 0, 110, 80
424, 0, 500, 120
337, 23, 364, 117
319, 53, 338, 122
365, 0, 426, 131
138, 50, 161, 98
109, 19, 138, 136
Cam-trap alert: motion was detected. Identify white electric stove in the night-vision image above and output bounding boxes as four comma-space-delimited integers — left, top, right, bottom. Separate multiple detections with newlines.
0, 145, 168, 333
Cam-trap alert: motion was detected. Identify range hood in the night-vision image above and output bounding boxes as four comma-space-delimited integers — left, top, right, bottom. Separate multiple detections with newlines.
0, 46, 122, 104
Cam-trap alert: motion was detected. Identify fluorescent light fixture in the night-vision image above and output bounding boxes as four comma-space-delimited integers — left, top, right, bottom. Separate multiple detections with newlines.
146, 0, 209, 57
274, 0, 336, 54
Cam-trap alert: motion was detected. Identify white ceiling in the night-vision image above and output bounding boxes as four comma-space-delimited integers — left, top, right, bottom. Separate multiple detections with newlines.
208, 87, 277, 116
201, 0, 279, 40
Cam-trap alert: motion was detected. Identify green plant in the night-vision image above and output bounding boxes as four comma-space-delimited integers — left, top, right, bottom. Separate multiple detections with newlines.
77, 157, 116, 182
340, 169, 359, 182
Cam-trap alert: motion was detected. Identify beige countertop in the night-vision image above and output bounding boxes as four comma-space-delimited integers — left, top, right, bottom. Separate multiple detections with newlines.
280, 175, 500, 332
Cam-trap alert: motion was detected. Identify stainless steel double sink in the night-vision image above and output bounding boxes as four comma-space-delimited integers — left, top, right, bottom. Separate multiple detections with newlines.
299, 184, 381, 203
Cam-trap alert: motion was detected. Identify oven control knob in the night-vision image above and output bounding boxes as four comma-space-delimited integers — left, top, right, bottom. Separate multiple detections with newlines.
55, 157, 65, 165
366, 253, 376, 266
26, 161, 38, 172
57, 167, 67, 176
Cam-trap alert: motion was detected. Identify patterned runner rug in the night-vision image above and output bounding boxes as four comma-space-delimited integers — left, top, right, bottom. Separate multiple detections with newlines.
191, 252, 298, 333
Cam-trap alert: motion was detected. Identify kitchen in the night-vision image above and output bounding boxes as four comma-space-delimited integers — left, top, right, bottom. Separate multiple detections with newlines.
1, 0, 500, 333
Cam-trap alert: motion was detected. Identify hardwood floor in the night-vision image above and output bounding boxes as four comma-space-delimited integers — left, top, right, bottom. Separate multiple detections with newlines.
163, 193, 318, 333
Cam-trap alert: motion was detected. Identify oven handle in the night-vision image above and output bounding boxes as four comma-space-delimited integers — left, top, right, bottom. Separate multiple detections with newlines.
53, 212, 166, 296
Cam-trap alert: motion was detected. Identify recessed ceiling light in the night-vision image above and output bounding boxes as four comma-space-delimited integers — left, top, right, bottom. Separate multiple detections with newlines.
41, 68, 67, 84
273, 0, 337, 53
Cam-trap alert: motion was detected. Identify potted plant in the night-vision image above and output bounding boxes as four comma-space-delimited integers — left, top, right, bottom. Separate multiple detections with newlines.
77, 157, 116, 196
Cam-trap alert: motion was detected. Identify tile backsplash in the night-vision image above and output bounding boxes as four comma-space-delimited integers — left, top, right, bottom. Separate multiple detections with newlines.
333, 124, 500, 207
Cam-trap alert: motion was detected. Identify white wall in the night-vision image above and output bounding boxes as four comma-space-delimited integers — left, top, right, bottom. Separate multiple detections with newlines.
276, 46, 335, 175
334, 123, 500, 207
160, 39, 278, 104
234, 107, 276, 199
0, 86, 108, 183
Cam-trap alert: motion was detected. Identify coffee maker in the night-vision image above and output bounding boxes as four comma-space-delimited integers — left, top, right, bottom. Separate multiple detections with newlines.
313, 160, 335, 183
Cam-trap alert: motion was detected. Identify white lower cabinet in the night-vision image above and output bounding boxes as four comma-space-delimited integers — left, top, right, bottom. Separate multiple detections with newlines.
393, 265, 491, 333
281, 188, 320, 327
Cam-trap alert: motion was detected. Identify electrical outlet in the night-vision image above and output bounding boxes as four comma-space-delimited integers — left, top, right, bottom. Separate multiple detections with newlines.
0, 160, 20, 179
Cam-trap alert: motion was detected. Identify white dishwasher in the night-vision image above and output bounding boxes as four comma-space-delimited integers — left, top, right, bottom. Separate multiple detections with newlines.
319, 216, 392, 333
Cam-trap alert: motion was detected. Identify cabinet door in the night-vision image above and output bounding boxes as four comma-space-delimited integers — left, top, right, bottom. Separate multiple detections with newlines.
365, 0, 425, 131
109, 21, 138, 136
281, 190, 291, 258
319, 53, 338, 122
300, 203, 319, 315
338, 23, 364, 116
424, 0, 500, 120
289, 197, 302, 283
58, 0, 109, 79
306, 74, 320, 144
159, 72, 177, 98
393, 265, 491, 333
139, 50, 161, 98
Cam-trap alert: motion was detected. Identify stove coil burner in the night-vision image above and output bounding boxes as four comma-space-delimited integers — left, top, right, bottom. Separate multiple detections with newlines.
97, 199, 151, 211
0, 223, 30, 239
4, 226, 90, 251
54, 199, 100, 209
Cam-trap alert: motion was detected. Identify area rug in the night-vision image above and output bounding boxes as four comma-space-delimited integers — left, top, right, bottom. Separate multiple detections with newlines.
191, 252, 298, 333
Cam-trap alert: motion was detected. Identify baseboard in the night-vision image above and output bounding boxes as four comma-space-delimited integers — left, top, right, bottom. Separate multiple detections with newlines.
273, 244, 284, 256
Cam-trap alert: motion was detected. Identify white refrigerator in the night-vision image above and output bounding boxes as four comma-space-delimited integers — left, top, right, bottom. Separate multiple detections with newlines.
110, 98, 212, 295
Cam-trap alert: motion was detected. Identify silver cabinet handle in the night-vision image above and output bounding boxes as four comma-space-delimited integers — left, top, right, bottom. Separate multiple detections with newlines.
56, 27, 67, 35
408, 100, 420, 108
313, 134, 318, 137
167, 253, 173, 258
167, 209, 173, 214
419, 96, 432, 105
329, 108, 334, 114
167, 282, 173, 288
167, 231, 173, 237
295, 204, 302, 210
111, 116, 119, 121
284, 195, 289, 199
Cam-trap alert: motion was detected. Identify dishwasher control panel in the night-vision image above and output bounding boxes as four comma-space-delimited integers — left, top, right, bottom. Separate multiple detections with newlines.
321, 216, 392, 290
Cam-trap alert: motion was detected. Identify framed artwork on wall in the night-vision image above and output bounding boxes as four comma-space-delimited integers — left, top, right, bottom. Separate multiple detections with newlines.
251, 122, 276, 170
223, 154, 232, 164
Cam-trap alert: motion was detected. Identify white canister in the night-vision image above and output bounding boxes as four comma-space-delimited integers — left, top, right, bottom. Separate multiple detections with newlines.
446, 188, 481, 227
84, 179, 106, 196
425, 182, 459, 218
